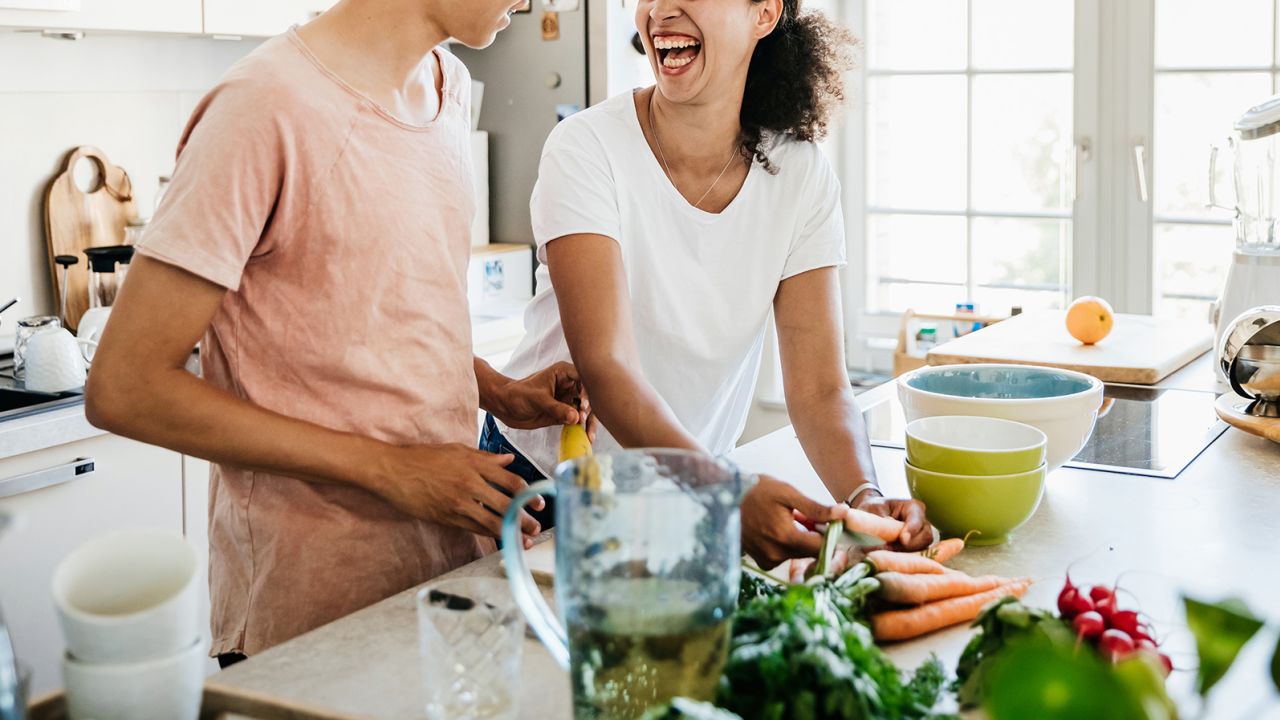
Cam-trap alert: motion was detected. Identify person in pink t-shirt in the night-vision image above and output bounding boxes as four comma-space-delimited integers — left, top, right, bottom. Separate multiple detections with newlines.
84, 0, 586, 666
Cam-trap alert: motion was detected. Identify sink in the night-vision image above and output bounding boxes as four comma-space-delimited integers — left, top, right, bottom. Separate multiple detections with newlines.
0, 355, 83, 422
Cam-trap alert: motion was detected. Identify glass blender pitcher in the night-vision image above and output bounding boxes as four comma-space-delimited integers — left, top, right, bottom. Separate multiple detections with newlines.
502, 450, 752, 720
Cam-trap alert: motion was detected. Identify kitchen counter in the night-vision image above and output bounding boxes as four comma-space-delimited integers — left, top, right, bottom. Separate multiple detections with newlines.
0, 401, 103, 461
206, 368, 1280, 719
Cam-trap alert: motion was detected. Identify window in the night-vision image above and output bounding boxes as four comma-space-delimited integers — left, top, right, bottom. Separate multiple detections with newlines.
1152, 0, 1278, 322
832, 0, 1279, 366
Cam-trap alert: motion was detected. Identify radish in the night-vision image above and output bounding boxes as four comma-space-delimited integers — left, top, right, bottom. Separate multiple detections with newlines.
1109, 609, 1143, 638
1136, 638, 1157, 652
1094, 595, 1116, 624
1098, 628, 1135, 663
1057, 577, 1095, 619
1158, 653, 1173, 676
1073, 611, 1106, 641
1088, 585, 1115, 604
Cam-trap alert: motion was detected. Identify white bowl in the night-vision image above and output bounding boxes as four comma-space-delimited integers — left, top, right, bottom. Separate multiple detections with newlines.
898, 364, 1104, 471
52, 529, 199, 664
63, 637, 206, 720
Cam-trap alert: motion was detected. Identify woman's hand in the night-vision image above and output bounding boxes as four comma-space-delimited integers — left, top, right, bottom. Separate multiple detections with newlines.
487, 361, 595, 437
853, 491, 933, 551
367, 443, 546, 547
740, 474, 846, 570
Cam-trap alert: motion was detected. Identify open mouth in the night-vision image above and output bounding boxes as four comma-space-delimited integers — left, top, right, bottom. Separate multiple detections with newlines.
653, 34, 702, 70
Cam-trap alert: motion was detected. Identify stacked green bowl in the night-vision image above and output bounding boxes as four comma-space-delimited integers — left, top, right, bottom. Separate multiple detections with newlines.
905, 416, 1048, 546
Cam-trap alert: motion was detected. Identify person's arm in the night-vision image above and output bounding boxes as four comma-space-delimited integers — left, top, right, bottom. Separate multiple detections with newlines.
774, 266, 931, 550
473, 357, 593, 435
86, 256, 542, 542
546, 233, 843, 568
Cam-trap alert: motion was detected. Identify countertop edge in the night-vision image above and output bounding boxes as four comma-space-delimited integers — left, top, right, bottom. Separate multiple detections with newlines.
0, 401, 105, 461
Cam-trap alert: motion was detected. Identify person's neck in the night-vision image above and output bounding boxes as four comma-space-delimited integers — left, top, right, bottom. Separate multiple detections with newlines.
650, 85, 745, 171
299, 0, 448, 114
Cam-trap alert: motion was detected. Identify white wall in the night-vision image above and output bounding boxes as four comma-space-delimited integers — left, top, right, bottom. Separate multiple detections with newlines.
0, 30, 259, 346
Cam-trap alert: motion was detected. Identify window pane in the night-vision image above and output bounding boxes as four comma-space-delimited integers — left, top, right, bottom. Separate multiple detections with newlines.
869, 213, 967, 286
971, 74, 1073, 212
868, 76, 967, 210
876, 282, 968, 315
972, 216, 1070, 291
971, 0, 1073, 70
867, 0, 966, 71
1154, 72, 1272, 217
1153, 223, 1233, 321
1156, 0, 1273, 69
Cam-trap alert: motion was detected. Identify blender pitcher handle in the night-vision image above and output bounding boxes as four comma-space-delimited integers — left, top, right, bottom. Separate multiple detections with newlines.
501, 479, 570, 669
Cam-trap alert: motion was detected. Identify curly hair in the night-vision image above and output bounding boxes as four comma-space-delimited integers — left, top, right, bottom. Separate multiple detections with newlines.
742, 0, 856, 173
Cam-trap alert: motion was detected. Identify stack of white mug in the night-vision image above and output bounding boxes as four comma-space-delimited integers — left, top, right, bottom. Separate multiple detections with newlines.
52, 530, 205, 720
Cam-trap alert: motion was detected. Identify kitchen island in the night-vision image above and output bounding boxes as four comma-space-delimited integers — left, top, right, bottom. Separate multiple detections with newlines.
207, 373, 1280, 719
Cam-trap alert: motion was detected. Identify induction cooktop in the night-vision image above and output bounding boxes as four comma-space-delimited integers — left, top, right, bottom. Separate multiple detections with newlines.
861, 384, 1228, 479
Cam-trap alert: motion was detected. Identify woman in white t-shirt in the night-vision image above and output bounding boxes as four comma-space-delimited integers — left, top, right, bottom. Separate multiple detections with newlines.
482, 0, 933, 567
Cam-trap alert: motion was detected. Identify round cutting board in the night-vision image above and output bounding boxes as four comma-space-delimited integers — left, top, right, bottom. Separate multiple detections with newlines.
1215, 392, 1280, 444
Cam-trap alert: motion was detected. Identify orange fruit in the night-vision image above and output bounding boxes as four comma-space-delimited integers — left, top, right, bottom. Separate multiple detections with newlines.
1065, 296, 1114, 345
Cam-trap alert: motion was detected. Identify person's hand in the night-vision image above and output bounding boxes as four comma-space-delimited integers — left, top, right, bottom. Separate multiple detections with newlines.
852, 490, 933, 551
368, 443, 545, 548
740, 474, 846, 570
490, 361, 596, 438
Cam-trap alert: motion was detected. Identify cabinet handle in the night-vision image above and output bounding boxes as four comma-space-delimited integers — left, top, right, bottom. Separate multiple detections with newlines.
0, 457, 95, 499
1133, 142, 1150, 203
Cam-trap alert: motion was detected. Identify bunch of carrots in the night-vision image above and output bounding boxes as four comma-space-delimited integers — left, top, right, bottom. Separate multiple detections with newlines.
779, 507, 1032, 643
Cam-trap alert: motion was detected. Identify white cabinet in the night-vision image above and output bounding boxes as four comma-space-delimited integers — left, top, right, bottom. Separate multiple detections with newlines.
203, 0, 335, 37
0, 0, 201, 33
0, 434, 183, 697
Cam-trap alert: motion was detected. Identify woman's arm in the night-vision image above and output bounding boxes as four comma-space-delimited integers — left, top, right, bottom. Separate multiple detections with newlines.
545, 233, 701, 450
86, 256, 542, 541
774, 266, 932, 550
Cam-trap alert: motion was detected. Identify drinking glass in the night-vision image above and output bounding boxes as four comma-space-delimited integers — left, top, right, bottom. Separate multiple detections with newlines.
417, 577, 524, 720
13, 315, 61, 378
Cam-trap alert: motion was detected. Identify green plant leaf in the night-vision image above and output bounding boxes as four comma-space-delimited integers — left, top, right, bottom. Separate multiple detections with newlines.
1182, 595, 1265, 697
983, 634, 1147, 720
1271, 631, 1280, 693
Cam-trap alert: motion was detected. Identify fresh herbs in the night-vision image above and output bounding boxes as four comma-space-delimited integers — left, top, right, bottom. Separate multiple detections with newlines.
717, 572, 950, 720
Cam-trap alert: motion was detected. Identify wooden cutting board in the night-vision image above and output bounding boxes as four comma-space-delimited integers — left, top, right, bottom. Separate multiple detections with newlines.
926, 310, 1212, 385
43, 146, 137, 332
1215, 392, 1280, 443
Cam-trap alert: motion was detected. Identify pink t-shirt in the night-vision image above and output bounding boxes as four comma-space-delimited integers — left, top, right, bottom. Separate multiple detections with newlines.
139, 30, 489, 655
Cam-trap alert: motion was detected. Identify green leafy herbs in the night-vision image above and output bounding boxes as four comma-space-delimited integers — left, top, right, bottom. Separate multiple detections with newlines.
718, 577, 951, 720
1182, 595, 1265, 697
952, 596, 1065, 708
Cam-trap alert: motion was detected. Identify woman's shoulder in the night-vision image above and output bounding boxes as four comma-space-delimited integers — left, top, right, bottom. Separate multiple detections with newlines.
544, 92, 637, 155
759, 135, 838, 187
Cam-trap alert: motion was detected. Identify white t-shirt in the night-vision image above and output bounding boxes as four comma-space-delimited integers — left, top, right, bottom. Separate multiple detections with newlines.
499, 91, 846, 475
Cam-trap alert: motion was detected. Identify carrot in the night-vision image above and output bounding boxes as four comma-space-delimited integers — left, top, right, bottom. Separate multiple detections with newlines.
867, 550, 947, 575
871, 579, 1032, 642
843, 507, 906, 543
876, 571, 1009, 605
921, 536, 967, 564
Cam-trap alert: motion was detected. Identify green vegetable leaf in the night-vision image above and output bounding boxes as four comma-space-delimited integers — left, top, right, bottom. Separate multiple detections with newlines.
1183, 595, 1265, 697
983, 634, 1149, 720
1271, 630, 1280, 693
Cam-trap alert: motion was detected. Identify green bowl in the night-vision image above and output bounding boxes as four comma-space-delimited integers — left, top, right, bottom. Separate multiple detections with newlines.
905, 416, 1047, 476
905, 460, 1046, 546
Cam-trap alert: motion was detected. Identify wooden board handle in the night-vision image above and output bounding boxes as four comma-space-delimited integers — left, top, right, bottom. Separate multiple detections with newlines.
59, 145, 133, 202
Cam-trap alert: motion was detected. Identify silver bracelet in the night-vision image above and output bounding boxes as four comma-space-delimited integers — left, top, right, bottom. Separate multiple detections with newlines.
843, 481, 882, 506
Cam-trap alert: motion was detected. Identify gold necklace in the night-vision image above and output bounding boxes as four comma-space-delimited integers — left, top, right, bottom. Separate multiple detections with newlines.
649, 92, 739, 210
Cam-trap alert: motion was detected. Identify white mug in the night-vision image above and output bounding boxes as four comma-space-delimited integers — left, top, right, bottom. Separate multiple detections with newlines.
76, 307, 112, 359
22, 328, 96, 393
63, 637, 206, 720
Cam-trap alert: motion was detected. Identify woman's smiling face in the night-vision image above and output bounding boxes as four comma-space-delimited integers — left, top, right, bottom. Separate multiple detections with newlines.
636, 0, 782, 104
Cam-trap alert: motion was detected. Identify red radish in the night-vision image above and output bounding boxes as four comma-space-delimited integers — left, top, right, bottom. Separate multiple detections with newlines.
1057, 577, 1096, 619
1109, 609, 1143, 637
1073, 611, 1106, 641
1136, 638, 1157, 652
1158, 653, 1174, 676
1098, 628, 1135, 663
1094, 595, 1116, 624
1088, 585, 1115, 604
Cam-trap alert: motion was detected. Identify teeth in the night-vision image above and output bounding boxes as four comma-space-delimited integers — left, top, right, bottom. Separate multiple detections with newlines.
653, 36, 700, 50
663, 55, 694, 68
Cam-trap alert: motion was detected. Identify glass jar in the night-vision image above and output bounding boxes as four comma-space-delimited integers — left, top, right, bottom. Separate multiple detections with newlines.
13, 315, 61, 378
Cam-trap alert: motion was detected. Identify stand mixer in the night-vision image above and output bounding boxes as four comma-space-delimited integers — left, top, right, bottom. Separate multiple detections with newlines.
1208, 94, 1280, 376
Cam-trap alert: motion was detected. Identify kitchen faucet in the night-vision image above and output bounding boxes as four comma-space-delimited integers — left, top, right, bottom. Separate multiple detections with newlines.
0, 512, 23, 720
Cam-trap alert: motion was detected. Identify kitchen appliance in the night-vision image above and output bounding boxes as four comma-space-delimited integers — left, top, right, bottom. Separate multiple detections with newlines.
501, 449, 749, 715
52, 256, 78, 327
865, 383, 1227, 480
43, 146, 137, 332
1217, 306, 1280, 420
1208, 95, 1280, 368
82, 245, 134, 310
926, 311, 1212, 385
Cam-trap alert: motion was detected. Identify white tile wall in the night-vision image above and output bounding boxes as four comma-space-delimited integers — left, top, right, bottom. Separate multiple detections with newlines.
0, 30, 259, 345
